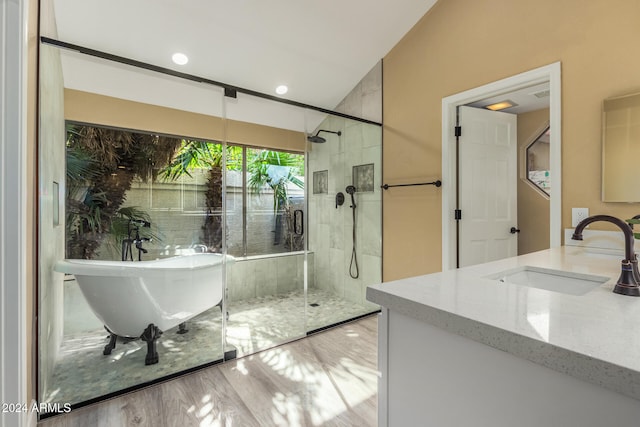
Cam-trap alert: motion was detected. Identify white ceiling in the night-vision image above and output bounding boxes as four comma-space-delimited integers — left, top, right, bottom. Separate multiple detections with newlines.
466, 82, 551, 114
50, 0, 439, 111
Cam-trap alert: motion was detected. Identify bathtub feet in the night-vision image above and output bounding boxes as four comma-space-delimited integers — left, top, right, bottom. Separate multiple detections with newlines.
141, 323, 162, 365
103, 327, 117, 355
177, 322, 189, 334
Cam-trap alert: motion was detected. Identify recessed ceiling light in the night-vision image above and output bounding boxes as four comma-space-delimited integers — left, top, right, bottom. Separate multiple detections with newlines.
275, 85, 288, 95
485, 100, 517, 111
172, 53, 189, 65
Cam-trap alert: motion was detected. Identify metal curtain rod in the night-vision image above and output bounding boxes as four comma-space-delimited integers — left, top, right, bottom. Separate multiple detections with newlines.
381, 180, 442, 190
40, 36, 383, 127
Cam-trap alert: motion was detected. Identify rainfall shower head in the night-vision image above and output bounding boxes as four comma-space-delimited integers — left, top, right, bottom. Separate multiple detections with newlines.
307, 134, 326, 143
307, 129, 342, 143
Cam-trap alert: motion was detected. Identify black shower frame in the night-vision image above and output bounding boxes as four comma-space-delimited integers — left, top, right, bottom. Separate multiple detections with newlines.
40, 37, 383, 127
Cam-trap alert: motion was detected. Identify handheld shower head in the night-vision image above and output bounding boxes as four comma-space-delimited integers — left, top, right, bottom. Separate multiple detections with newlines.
307, 129, 342, 143
345, 185, 357, 208
345, 185, 359, 279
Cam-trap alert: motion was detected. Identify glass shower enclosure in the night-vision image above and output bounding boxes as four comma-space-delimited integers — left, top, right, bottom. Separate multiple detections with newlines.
36, 35, 381, 417
305, 111, 382, 332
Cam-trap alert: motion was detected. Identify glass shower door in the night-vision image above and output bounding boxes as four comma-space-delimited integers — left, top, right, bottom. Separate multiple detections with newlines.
305, 111, 382, 333
38, 44, 227, 411
223, 92, 308, 357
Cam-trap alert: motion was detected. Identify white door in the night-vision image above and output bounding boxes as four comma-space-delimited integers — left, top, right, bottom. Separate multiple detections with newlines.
458, 106, 518, 267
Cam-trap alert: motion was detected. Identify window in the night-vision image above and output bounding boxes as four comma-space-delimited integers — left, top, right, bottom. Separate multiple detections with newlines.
230, 147, 305, 256
65, 123, 305, 260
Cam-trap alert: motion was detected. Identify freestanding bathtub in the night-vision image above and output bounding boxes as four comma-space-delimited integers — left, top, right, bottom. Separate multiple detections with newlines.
54, 253, 233, 365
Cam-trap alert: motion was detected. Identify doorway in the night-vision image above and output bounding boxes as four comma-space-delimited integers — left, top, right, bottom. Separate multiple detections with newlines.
441, 62, 562, 270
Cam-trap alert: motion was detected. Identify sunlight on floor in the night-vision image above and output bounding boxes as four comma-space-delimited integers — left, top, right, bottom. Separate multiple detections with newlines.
37, 316, 378, 426
44, 287, 376, 408
257, 335, 377, 426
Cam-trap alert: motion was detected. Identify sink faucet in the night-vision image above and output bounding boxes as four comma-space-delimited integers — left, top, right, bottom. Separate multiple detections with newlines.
572, 214, 640, 296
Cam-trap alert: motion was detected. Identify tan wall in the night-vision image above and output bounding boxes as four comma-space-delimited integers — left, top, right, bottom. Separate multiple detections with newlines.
383, 0, 640, 280
517, 109, 550, 255
65, 89, 306, 152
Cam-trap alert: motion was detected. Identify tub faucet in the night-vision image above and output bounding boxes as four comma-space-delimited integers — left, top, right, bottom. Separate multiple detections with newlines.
123, 218, 152, 261
572, 214, 640, 296
135, 237, 151, 254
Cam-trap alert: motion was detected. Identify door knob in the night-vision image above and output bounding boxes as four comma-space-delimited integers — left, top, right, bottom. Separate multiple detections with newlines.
510, 227, 521, 234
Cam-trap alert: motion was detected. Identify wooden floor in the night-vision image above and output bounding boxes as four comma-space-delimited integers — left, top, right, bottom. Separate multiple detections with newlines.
38, 315, 379, 427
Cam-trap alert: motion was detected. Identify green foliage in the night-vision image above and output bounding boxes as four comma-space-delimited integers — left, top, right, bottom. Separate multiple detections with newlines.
159, 141, 244, 181
66, 122, 307, 258
65, 147, 100, 182
247, 149, 304, 212
65, 123, 182, 259
163, 143, 305, 214
160, 140, 220, 180
67, 191, 107, 235
103, 207, 163, 257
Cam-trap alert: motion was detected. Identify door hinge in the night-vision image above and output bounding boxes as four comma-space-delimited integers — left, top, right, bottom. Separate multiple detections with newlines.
454, 126, 462, 137
454, 209, 462, 220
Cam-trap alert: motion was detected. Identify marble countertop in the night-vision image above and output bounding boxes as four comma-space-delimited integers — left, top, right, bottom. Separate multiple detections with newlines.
366, 245, 640, 401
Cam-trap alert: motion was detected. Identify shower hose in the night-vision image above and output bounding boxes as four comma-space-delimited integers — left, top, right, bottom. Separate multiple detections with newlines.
349, 203, 359, 279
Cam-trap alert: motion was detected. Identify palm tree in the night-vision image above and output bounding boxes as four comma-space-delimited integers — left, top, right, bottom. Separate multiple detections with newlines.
247, 149, 304, 247
65, 124, 183, 259
248, 150, 303, 209
160, 140, 242, 252
161, 143, 304, 251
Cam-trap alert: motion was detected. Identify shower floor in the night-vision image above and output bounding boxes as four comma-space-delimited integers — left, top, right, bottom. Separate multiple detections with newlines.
227, 288, 376, 357
44, 287, 376, 407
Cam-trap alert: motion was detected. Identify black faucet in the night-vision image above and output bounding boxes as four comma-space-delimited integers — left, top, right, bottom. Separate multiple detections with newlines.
572, 214, 640, 296
122, 219, 152, 261
135, 237, 150, 254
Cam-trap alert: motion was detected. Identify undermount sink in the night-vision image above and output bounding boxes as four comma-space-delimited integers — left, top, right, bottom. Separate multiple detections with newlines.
486, 266, 609, 296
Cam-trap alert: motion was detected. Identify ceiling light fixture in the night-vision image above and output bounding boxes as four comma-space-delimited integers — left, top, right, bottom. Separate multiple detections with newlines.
485, 100, 517, 111
275, 85, 288, 95
172, 53, 189, 65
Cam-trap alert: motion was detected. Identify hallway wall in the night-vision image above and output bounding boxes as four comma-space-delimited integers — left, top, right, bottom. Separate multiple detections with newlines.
517, 108, 550, 255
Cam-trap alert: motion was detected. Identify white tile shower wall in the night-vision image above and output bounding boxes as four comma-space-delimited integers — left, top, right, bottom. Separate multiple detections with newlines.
309, 118, 382, 307
308, 58, 382, 307
39, 45, 67, 397
226, 253, 311, 302
334, 61, 382, 123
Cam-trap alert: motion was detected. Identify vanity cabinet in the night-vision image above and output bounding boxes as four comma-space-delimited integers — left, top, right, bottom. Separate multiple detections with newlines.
378, 308, 640, 427
368, 247, 640, 426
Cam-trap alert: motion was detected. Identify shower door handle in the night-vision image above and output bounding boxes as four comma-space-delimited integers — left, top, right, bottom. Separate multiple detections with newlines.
294, 210, 304, 235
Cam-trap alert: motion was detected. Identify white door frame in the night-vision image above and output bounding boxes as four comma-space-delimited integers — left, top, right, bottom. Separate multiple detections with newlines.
1, 0, 30, 426
442, 62, 562, 271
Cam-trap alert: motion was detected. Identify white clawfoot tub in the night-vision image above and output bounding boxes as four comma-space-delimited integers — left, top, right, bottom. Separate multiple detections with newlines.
54, 253, 233, 365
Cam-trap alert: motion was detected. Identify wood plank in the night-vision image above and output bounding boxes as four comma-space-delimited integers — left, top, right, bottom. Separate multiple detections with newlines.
38, 315, 378, 427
